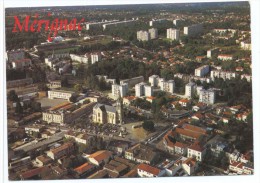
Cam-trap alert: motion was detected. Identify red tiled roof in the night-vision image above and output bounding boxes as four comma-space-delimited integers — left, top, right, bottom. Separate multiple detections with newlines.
137, 163, 161, 176
74, 162, 94, 174
20, 167, 46, 179
183, 158, 196, 167
51, 142, 74, 155
89, 150, 112, 163
188, 142, 204, 152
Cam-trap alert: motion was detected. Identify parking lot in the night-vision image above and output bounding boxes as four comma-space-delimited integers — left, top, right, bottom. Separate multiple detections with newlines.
36, 97, 69, 110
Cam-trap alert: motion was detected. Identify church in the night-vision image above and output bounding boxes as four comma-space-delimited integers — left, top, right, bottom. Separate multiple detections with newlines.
92, 98, 123, 125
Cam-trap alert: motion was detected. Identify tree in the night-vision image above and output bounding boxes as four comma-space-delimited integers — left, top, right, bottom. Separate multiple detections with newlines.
31, 101, 42, 112
142, 120, 155, 132
8, 90, 19, 102
69, 95, 77, 103
15, 102, 23, 114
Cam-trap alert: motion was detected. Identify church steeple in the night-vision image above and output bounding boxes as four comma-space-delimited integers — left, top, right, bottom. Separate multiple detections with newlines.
116, 95, 123, 125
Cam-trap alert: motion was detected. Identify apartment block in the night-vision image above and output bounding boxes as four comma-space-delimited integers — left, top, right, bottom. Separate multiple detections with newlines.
194, 65, 210, 77
167, 28, 180, 40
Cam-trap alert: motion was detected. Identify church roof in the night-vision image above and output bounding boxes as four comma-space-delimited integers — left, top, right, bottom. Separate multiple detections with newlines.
94, 103, 116, 113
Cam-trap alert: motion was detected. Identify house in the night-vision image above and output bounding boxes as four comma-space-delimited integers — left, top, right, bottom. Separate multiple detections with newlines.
229, 105, 245, 114
107, 140, 130, 155
137, 163, 165, 177
165, 157, 198, 176
179, 99, 191, 107
123, 96, 136, 106
229, 161, 254, 175
88, 150, 113, 166
222, 117, 230, 124
73, 162, 95, 178
236, 67, 244, 72
182, 158, 198, 175
191, 113, 204, 121
192, 102, 207, 112
65, 131, 95, 145
163, 130, 188, 156
125, 143, 158, 165
146, 96, 156, 103
35, 155, 52, 167
47, 142, 75, 160
20, 166, 48, 180
187, 142, 206, 162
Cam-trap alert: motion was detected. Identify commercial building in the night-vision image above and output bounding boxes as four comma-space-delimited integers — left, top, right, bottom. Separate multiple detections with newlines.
112, 83, 128, 98
194, 65, 210, 77
184, 24, 203, 36
167, 28, 180, 40
199, 89, 216, 104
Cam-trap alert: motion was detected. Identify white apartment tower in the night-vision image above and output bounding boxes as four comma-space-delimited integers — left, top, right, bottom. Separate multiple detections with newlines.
195, 65, 210, 77
184, 24, 203, 36
149, 75, 160, 87
137, 30, 150, 41
199, 89, 215, 104
135, 82, 153, 97
185, 82, 196, 98
148, 28, 158, 39
112, 83, 129, 98
167, 28, 180, 40
161, 80, 175, 94
91, 53, 101, 64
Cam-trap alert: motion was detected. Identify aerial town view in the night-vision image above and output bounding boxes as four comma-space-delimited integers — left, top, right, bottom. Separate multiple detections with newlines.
5, 2, 253, 180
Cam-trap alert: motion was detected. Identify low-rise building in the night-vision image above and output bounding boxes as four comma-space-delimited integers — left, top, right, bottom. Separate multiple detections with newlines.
47, 142, 75, 160
48, 90, 75, 101
217, 54, 233, 61
137, 163, 165, 178
87, 150, 113, 166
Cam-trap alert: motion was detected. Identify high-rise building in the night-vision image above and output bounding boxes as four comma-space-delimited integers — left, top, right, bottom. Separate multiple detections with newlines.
148, 28, 158, 39
144, 85, 153, 97
161, 80, 175, 94
137, 30, 150, 41
112, 83, 128, 98
199, 89, 215, 104
173, 19, 181, 26
135, 82, 153, 97
185, 82, 196, 98
195, 65, 210, 77
184, 24, 203, 36
167, 28, 180, 40
149, 75, 160, 87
